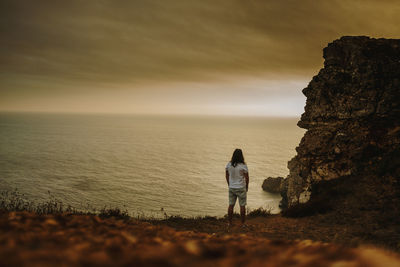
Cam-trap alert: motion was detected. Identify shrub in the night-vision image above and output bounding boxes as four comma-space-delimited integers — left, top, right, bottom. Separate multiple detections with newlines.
247, 207, 272, 217
99, 207, 130, 220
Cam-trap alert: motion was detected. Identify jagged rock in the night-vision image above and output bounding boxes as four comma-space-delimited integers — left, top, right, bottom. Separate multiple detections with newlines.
279, 178, 288, 209
284, 36, 400, 213
262, 177, 284, 193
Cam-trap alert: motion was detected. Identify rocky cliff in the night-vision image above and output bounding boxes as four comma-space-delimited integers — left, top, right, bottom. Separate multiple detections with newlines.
283, 36, 400, 217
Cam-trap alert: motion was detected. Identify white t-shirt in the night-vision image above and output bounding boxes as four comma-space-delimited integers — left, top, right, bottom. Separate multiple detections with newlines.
226, 162, 248, 189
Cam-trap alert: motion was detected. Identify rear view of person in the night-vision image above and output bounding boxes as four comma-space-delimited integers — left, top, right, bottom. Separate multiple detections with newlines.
225, 148, 249, 227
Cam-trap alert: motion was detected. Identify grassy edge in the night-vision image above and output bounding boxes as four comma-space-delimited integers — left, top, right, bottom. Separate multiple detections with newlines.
1, 189, 274, 221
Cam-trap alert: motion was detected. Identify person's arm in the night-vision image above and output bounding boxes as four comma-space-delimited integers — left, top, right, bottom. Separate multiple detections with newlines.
244, 172, 249, 192
226, 170, 229, 186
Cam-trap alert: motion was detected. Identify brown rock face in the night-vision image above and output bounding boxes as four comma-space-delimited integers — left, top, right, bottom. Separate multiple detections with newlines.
261, 177, 284, 193
284, 36, 400, 213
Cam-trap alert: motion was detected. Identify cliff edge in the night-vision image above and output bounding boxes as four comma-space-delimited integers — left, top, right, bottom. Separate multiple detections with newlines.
283, 36, 400, 218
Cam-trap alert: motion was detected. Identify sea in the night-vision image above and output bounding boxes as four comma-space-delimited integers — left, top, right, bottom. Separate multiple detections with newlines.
0, 112, 305, 217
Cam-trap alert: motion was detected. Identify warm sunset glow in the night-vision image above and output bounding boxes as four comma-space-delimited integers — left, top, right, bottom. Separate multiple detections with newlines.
1, 0, 399, 115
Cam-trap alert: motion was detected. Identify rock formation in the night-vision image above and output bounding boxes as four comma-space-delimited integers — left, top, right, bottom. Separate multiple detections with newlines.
282, 36, 400, 216
261, 177, 284, 193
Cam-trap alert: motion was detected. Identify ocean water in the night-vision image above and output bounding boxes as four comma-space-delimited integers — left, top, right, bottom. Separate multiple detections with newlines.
0, 112, 304, 217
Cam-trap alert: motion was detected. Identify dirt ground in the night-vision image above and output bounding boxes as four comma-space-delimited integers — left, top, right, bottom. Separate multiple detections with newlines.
1, 211, 400, 266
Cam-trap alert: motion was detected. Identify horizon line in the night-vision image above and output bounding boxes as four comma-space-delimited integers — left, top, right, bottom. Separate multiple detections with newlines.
0, 109, 302, 119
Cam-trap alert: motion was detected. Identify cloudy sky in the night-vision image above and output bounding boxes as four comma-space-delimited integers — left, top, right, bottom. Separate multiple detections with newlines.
1, 0, 399, 116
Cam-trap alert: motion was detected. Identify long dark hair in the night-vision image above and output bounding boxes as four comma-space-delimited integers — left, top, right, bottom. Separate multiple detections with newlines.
230, 148, 245, 167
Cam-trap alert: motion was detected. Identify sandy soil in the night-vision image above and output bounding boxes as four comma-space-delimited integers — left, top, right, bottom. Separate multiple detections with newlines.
1, 211, 399, 266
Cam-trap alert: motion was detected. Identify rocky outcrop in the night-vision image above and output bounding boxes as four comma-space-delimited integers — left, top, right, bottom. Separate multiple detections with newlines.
261, 177, 284, 193
283, 36, 400, 214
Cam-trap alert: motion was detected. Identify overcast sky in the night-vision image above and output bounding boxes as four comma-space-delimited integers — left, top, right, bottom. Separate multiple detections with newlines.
1, 0, 399, 116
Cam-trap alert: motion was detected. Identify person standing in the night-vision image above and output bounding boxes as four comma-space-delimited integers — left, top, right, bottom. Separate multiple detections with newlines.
225, 148, 249, 227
